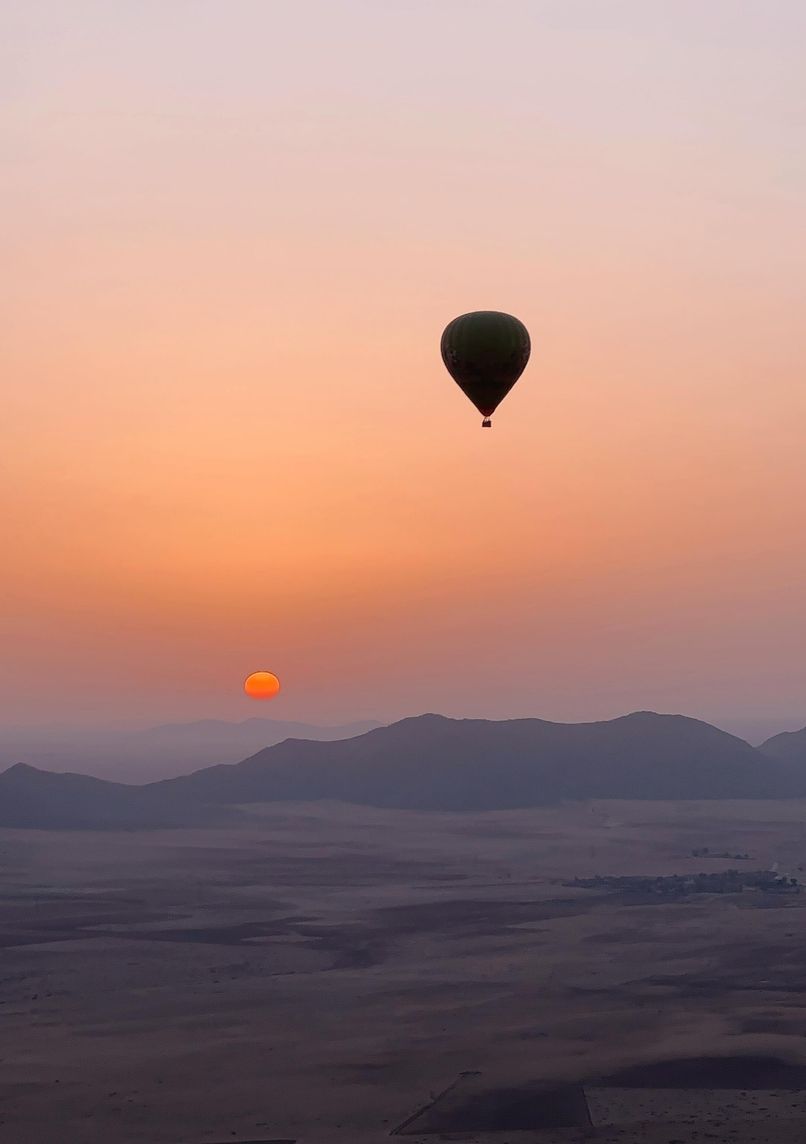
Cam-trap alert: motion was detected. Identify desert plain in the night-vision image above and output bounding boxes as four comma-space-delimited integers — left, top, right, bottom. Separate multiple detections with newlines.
4, 799, 806, 1143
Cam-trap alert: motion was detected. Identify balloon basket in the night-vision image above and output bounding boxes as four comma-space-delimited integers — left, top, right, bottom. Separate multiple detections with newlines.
482, 418, 492, 428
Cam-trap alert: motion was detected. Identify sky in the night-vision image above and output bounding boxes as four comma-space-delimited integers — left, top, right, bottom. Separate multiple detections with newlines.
3, 0, 806, 734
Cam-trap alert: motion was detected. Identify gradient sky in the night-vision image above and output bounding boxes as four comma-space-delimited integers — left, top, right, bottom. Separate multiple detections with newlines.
3, 1, 806, 733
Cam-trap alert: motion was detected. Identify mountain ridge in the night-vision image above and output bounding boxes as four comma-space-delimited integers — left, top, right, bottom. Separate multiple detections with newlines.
154, 710, 791, 811
760, 725, 806, 765
1, 711, 801, 829
0, 717, 382, 782
0, 762, 238, 829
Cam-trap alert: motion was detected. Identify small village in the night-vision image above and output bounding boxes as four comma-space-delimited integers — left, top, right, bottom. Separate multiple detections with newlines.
566, 869, 801, 898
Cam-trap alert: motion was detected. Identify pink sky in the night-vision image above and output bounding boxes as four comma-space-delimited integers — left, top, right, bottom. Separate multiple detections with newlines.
3, 1, 806, 730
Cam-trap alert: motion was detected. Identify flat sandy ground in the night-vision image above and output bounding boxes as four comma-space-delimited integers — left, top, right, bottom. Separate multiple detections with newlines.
3, 799, 806, 1143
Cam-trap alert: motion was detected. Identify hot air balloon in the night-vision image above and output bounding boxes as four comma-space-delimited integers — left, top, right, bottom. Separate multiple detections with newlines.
441, 311, 530, 427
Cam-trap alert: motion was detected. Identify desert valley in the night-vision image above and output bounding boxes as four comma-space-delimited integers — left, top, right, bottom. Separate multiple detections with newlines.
4, 715, 806, 1143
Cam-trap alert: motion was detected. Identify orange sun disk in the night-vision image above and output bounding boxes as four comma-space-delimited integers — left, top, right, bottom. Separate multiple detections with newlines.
244, 670, 281, 699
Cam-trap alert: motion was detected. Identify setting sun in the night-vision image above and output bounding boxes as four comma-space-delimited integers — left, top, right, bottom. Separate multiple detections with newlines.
243, 671, 281, 700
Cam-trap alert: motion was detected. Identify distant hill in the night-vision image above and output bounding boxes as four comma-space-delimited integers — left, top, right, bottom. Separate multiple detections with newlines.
121, 717, 382, 779
760, 725, 806, 766
712, 714, 806, 746
157, 711, 791, 811
0, 764, 237, 829
0, 712, 797, 829
0, 717, 382, 782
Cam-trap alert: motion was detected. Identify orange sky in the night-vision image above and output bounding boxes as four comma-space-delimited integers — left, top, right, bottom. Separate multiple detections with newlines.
3, 2, 806, 732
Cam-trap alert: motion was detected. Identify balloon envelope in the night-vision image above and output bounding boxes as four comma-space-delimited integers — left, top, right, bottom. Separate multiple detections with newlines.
441, 311, 530, 419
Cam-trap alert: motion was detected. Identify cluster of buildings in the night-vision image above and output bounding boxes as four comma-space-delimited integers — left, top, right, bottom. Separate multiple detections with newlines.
566, 870, 800, 897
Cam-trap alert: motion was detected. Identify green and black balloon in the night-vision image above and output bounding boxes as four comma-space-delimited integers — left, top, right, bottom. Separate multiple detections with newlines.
441, 311, 530, 426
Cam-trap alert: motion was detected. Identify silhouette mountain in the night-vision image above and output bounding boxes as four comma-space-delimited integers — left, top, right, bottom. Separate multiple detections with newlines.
0, 717, 381, 782
0, 713, 795, 828
0, 763, 236, 829
760, 725, 806, 767
156, 711, 789, 811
